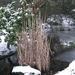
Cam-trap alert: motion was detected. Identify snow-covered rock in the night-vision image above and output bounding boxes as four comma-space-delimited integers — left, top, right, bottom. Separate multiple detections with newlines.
55, 60, 75, 75
12, 65, 41, 75
0, 34, 17, 55
42, 23, 50, 32
47, 15, 75, 27
72, 9, 75, 12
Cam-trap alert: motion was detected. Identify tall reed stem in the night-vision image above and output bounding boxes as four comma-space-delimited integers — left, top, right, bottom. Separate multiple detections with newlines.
17, 0, 50, 73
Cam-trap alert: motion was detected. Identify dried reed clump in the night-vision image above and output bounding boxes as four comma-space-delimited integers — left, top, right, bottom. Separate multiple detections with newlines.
17, 0, 50, 72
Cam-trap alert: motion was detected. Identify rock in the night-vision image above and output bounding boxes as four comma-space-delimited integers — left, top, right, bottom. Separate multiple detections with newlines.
47, 18, 51, 24
55, 60, 75, 75
0, 54, 18, 75
72, 9, 75, 12
0, 38, 2, 43
42, 23, 50, 32
47, 18, 59, 25
12, 66, 41, 75
11, 72, 24, 75
50, 60, 69, 73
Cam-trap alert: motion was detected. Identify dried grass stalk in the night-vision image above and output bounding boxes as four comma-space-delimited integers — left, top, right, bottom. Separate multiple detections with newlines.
17, 0, 50, 73
17, 35, 24, 66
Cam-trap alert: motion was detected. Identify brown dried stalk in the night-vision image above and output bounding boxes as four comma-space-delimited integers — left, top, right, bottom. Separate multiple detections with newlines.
17, 0, 50, 73
18, 35, 24, 66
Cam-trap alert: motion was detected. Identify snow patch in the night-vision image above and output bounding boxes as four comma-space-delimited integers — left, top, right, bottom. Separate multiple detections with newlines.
12, 65, 41, 75
72, 9, 75, 12
0, 35, 17, 55
42, 23, 50, 32
55, 60, 75, 75
47, 15, 74, 27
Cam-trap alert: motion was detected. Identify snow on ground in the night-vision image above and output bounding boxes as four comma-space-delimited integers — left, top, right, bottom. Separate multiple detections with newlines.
62, 17, 74, 28
72, 9, 75, 12
42, 23, 51, 32
12, 65, 41, 75
55, 60, 75, 75
60, 40, 72, 47
0, 36, 7, 52
0, 35, 17, 56
12, 60, 75, 75
47, 14, 75, 26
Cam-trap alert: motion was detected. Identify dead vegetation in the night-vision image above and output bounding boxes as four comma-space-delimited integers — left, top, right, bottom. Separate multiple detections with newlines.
17, 0, 50, 72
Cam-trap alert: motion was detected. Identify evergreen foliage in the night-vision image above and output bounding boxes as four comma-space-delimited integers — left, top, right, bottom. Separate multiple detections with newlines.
0, 1, 22, 45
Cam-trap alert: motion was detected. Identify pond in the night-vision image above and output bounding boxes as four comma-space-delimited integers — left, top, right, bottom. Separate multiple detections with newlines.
0, 0, 75, 75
